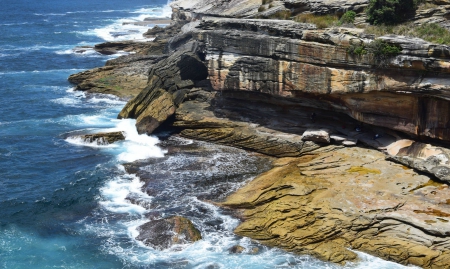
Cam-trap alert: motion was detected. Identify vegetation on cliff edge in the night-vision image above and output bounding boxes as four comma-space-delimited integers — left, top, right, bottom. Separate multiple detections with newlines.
366, 0, 420, 25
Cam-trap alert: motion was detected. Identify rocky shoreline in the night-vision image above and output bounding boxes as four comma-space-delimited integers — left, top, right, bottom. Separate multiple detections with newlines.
69, 0, 450, 267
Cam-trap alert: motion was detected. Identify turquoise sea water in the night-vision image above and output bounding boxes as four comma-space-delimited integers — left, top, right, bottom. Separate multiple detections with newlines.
0, 0, 418, 268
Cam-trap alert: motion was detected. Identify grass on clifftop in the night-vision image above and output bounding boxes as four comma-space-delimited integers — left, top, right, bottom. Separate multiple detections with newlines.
256, 1, 450, 45
294, 14, 339, 29
365, 22, 450, 44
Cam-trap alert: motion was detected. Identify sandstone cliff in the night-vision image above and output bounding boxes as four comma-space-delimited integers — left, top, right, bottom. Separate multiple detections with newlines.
68, 0, 450, 267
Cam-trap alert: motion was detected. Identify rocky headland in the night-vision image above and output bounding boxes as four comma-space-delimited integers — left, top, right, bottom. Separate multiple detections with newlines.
69, 0, 450, 267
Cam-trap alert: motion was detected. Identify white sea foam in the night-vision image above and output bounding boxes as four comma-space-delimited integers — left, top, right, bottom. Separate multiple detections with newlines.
51, 97, 83, 107
55, 48, 98, 56
34, 13, 66, 16
87, 95, 126, 105
115, 119, 166, 162
0, 22, 32, 26
52, 88, 125, 108
0, 71, 27, 75
65, 136, 120, 148
99, 173, 149, 214
2, 45, 78, 55
162, 0, 173, 18
79, 2, 171, 42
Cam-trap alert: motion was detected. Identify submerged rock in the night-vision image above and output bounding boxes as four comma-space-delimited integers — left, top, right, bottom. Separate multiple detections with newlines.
228, 245, 245, 254
136, 216, 202, 250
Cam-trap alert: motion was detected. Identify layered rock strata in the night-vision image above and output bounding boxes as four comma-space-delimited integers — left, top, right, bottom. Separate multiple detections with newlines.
222, 146, 450, 267
68, 0, 450, 267
114, 15, 450, 183
68, 55, 166, 98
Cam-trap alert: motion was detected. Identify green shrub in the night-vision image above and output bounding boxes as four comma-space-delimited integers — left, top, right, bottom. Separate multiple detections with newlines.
347, 44, 367, 56
367, 39, 401, 66
258, 6, 266, 12
366, 0, 418, 25
339, 10, 357, 24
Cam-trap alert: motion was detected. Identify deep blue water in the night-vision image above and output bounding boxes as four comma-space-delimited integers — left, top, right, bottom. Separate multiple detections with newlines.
0, 0, 416, 268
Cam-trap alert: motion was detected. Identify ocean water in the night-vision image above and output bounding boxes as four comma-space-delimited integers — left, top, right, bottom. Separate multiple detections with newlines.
0, 0, 417, 268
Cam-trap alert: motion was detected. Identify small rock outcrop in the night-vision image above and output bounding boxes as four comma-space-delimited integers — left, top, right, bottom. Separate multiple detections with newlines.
80, 131, 125, 145
135, 216, 202, 250
68, 55, 166, 98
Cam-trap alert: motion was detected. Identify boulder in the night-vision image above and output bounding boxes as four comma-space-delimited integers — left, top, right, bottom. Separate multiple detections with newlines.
135, 216, 202, 250
302, 129, 331, 143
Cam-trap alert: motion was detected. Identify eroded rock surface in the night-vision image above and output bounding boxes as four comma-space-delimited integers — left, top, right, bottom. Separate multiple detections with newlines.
68, 55, 166, 98
136, 216, 202, 250
68, 1, 450, 266
223, 147, 450, 268
80, 131, 125, 145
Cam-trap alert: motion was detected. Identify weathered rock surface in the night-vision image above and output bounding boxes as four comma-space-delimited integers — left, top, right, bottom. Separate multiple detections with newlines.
135, 216, 202, 250
282, 0, 368, 15
68, 21, 187, 98
172, 89, 323, 157
171, 0, 262, 20
68, 1, 450, 266
387, 140, 450, 184
68, 55, 166, 98
222, 147, 450, 268
193, 18, 450, 142
80, 131, 125, 145
302, 129, 331, 143
170, 0, 369, 20
117, 41, 208, 134
93, 40, 156, 55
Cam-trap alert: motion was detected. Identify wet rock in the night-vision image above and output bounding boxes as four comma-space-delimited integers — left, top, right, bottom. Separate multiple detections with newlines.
136, 216, 202, 250
80, 131, 125, 145
223, 147, 450, 267
228, 245, 245, 254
